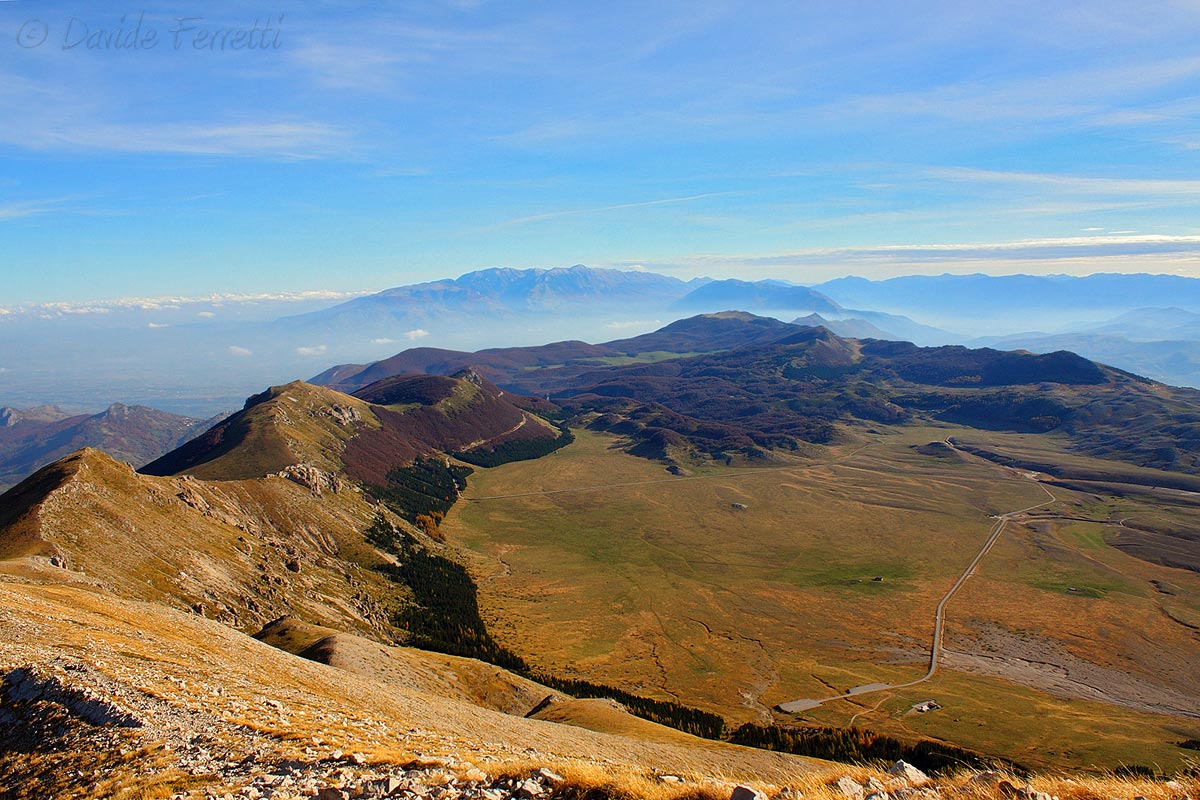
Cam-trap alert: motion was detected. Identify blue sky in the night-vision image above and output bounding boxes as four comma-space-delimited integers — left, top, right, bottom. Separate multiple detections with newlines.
3, 0, 1200, 303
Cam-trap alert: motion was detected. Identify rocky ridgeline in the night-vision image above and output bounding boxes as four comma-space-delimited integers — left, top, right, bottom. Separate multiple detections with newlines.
188, 760, 555, 800
183, 759, 1197, 800
191, 761, 924, 800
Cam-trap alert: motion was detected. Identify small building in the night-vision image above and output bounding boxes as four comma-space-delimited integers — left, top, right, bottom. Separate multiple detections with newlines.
913, 700, 941, 713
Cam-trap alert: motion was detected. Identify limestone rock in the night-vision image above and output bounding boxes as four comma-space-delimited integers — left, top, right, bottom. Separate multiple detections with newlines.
533, 768, 565, 785
887, 761, 930, 788
515, 778, 546, 798
274, 464, 343, 496
836, 776, 866, 800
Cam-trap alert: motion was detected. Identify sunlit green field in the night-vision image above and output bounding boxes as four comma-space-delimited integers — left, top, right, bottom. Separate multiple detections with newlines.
442, 426, 1200, 771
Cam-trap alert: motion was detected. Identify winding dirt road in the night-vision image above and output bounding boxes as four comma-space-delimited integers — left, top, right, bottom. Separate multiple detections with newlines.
777, 439, 1058, 712
462, 434, 1062, 714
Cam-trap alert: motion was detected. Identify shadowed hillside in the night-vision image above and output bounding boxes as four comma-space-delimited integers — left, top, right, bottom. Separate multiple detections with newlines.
312, 313, 1200, 475
0, 403, 222, 492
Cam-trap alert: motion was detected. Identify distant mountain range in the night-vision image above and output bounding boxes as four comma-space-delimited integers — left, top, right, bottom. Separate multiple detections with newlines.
313, 312, 811, 393
288, 267, 948, 346
1088, 307, 1200, 340
791, 313, 901, 340
671, 279, 841, 314
967, 307, 1200, 388
313, 311, 1200, 477
814, 273, 1200, 320
278, 265, 854, 339
0, 403, 225, 492
5, 267, 1200, 418
278, 265, 706, 332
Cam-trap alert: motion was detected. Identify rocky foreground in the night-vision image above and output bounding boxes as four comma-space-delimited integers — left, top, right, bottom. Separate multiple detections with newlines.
3, 657, 1196, 800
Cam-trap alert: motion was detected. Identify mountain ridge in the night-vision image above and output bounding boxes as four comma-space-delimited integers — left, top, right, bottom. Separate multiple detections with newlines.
307, 311, 1200, 476
0, 402, 224, 493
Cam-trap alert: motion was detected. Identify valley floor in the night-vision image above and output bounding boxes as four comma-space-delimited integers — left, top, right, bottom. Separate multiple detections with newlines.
443, 427, 1200, 772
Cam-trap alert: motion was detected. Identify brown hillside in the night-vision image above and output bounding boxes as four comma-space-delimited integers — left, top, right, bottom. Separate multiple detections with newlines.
0, 579, 833, 798
256, 616, 563, 717
0, 448, 406, 636
342, 372, 559, 485
141, 382, 378, 480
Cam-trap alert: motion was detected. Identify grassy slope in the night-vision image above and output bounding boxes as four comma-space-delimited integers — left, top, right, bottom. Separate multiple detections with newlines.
0, 580, 833, 794
144, 382, 380, 481
441, 428, 1200, 772
0, 448, 404, 636
256, 616, 563, 717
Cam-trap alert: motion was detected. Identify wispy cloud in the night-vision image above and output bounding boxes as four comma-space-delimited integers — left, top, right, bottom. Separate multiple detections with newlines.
613, 234, 1200, 281
821, 55, 1200, 129
286, 14, 552, 93
929, 167, 1200, 196
404, 328, 430, 340
295, 344, 328, 356
0, 67, 347, 157
20, 120, 352, 159
0, 197, 74, 220
228, 345, 253, 357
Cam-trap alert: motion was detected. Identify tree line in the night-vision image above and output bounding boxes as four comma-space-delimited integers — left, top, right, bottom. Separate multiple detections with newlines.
453, 424, 575, 468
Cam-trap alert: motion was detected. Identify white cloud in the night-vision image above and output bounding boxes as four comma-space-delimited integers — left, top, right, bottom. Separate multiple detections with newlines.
295, 344, 328, 356
404, 329, 430, 340
228, 346, 253, 357
371, 337, 397, 344
11, 120, 351, 160
610, 234, 1200, 282
147, 322, 169, 329
0, 289, 375, 318
929, 167, 1200, 196
0, 198, 72, 221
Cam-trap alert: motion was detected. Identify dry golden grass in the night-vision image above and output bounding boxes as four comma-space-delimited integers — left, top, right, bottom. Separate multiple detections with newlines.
0, 446, 410, 639
0, 579, 835, 793
442, 427, 1200, 771
1, 576, 1195, 798
259, 616, 564, 716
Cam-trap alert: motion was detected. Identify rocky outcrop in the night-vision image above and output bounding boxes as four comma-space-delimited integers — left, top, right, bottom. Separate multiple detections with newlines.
274, 464, 345, 496
316, 405, 363, 427
887, 761, 930, 788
